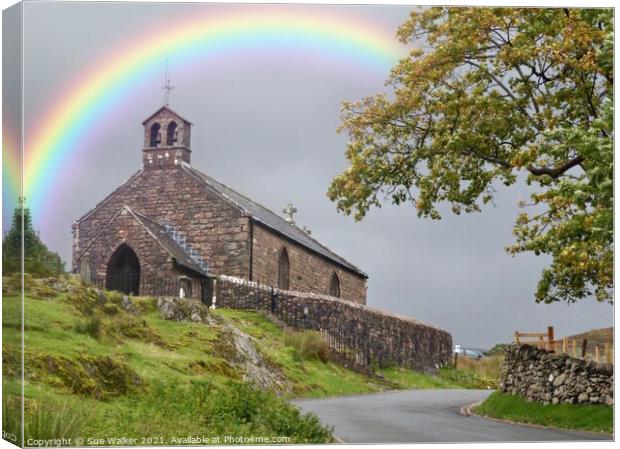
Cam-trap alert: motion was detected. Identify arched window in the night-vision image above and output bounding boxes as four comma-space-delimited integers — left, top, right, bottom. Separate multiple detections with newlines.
149, 123, 161, 147
277, 247, 290, 290
330, 272, 341, 298
166, 121, 178, 146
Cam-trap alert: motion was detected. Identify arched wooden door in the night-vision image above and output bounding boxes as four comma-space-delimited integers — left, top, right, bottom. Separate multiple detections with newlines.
106, 243, 140, 295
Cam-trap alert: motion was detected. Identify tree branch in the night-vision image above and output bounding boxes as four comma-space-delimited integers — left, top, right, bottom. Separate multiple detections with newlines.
527, 155, 584, 179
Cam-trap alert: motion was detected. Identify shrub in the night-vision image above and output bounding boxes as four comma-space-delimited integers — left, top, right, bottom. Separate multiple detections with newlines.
283, 330, 330, 362
205, 381, 333, 443
485, 343, 509, 356
74, 315, 101, 338
100, 380, 331, 442
114, 314, 166, 346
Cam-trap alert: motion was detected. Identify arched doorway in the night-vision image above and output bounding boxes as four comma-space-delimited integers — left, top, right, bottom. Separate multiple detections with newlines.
106, 243, 140, 295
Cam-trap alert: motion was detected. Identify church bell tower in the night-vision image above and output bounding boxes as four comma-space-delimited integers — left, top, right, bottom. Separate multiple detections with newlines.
142, 106, 192, 169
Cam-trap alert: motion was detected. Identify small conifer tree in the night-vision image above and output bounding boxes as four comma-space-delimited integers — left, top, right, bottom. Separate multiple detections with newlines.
2, 198, 64, 276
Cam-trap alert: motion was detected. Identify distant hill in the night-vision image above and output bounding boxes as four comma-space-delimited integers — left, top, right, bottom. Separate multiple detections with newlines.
565, 327, 613, 346
483, 327, 613, 358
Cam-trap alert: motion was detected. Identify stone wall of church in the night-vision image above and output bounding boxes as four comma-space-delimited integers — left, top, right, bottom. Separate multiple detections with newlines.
250, 223, 367, 304
73, 166, 367, 303
72, 168, 250, 279
74, 213, 178, 294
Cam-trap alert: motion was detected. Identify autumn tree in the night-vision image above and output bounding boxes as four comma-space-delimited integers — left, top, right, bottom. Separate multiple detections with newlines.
329, 8, 613, 303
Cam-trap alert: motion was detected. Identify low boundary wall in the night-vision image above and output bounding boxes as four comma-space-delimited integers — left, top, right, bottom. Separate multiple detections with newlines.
214, 275, 452, 373
500, 344, 613, 406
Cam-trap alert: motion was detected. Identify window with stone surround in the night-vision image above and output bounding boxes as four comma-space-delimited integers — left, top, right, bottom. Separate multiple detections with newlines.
278, 247, 290, 290
330, 272, 341, 298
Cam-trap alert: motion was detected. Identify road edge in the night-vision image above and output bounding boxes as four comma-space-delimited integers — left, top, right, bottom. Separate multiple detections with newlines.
461, 400, 613, 438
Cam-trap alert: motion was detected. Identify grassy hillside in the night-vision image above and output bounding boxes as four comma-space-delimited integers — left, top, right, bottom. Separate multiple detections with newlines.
3, 275, 494, 446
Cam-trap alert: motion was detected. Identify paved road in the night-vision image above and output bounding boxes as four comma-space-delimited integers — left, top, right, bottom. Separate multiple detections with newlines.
293, 389, 612, 443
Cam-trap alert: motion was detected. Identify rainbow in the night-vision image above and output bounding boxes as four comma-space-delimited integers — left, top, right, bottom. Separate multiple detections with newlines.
4, 6, 405, 228
3, 117, 21, 227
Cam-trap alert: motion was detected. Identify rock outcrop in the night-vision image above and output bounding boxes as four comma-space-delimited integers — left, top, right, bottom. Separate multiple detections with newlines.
156, 296, 289, 393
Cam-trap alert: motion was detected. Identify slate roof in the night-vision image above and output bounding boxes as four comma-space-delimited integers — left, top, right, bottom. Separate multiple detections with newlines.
183, 165, 367, 277
141, 105, 193, 125
129, 209, 205, 275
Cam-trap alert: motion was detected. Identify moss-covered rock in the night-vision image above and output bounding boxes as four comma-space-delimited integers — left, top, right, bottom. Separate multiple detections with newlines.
3, 274, 61, 300
113, 314, 166, 347
27, 352, 144, 399
156, 296, 216, 324
187, 358, 241, 378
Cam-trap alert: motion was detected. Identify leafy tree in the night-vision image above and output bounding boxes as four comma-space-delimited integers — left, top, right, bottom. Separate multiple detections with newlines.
329, 8, 613, 304
2, 199, 65, 276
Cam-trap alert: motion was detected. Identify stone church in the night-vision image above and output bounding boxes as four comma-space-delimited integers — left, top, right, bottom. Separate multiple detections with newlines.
72, 106, 368, 304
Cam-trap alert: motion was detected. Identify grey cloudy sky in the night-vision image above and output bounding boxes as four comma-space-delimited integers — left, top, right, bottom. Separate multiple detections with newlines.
15, 1, 611, 348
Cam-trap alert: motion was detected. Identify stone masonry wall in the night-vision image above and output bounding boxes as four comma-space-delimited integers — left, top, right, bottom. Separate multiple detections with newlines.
500, 344, 613, 406
215, 275, 452, 373
76, 210, 202, 298
251, 223, 367, 304
73, 167, 250, 278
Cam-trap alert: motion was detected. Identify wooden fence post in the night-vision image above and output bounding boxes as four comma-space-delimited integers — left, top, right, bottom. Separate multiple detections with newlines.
604, 342, 611, 364
514, 331, 520, 345
562, 336, 568, 354
547, 326, 554, 352
572, 339, 577, 358
595, 344, 600, 363
581, 339, 588, 359
453, 352, 458, 369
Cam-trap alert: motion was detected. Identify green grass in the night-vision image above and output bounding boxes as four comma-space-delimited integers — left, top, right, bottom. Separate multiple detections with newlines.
473, 391, 613, 434
283, 329, 330, 362
3, 275, 499, 445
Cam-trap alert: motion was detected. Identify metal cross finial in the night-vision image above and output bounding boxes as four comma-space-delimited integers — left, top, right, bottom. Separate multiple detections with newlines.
162, 59, 175, 106
283, 203, 298, 224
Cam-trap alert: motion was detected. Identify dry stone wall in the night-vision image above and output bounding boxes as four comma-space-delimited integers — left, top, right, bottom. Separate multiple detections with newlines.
500, 344, 613, 406
215, 275, 452, 373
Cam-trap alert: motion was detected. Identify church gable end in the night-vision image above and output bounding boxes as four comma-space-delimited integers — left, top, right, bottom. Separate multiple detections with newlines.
76, 209, 178, 294
72, 166, 251, 280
